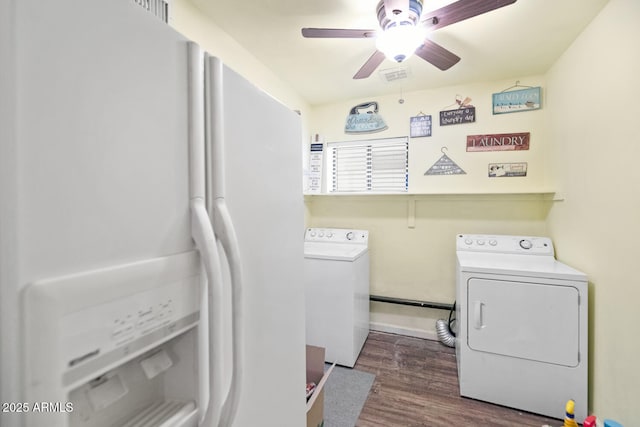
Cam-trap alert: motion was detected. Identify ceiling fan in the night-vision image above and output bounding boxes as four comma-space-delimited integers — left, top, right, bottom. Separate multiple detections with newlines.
301, 0, 517, 79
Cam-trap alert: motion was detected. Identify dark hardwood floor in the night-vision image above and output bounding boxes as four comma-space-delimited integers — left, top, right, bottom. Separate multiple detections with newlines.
354, 331, 561, 427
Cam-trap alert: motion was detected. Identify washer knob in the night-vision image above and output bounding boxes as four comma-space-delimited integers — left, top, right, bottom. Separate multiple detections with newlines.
489, 239, 498, 246
346, 231, 354, 240
310, 231, 316, 237
326, 232, 333, 238
464, 238, 473, 245
519, 239, 533, 250
476, 239, 485, 245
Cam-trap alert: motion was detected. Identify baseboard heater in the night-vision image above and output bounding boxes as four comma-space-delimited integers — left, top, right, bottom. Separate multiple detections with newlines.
370, 295, 453, 311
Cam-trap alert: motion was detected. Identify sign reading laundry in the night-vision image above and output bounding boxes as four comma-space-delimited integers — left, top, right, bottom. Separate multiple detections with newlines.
466, 132, 530, 152
439, 107, 475, 126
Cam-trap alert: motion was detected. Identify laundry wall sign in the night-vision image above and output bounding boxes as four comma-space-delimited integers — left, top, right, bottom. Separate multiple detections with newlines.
466, 132, 530, 152
410, 114, 432, 138
489, 162, 528, 177
424, 147, 466, 175
439, 107, 475, 126
345, 101, 388, 134
439, 95, 475, 126
492, 86, 541, 114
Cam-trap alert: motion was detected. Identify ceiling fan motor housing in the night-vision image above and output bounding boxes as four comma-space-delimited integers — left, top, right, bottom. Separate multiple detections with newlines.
376, 0, 423, 30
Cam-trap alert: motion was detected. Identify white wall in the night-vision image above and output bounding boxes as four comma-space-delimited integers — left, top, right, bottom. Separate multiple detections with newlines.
545, 0, 639, 423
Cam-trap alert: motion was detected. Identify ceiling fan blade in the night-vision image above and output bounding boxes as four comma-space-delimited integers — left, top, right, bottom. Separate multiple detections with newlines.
353, 50, 386, 79
302, 28, 376, 38
415, 40, 461, 71
421, 0, 517, 30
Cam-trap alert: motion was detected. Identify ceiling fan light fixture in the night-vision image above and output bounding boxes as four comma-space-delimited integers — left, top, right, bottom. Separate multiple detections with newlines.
375, 23, 425, 63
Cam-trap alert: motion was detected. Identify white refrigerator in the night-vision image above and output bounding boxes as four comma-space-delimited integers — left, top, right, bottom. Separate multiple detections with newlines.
0, 0, 306, 426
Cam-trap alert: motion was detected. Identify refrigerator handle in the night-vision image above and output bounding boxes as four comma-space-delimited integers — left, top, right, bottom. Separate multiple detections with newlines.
187, 42, 225, 427
191, 200, 225, 427
213, 198, 244, 427
206, 54, 242, 427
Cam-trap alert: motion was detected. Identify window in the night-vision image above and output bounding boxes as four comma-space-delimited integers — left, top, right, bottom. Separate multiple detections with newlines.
329, 137, 408, 193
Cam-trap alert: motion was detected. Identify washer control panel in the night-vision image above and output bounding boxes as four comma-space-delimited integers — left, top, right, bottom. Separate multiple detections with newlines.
305, 228, 368, 245
457, 234, 554, 256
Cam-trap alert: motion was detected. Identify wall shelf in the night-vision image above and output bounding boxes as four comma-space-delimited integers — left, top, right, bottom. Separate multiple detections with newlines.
304, 191, 562, 201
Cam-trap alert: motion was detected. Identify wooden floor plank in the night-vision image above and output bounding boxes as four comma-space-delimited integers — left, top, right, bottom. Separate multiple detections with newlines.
354, 331, 562, 427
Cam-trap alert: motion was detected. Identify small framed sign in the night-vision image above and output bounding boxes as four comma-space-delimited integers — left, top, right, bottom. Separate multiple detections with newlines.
410, 114, 432, 138
492, 87, 541, 114
308, 142, 323, 193
467, 132, 530, 152
488, 162, 528, 177
439, 107, 475, 126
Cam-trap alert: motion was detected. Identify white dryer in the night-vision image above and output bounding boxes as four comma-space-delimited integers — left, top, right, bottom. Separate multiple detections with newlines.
304, 228, 370, 367
456, 234, 588, 421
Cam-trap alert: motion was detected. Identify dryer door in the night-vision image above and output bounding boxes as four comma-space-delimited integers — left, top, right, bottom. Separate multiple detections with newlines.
467, 277, 580, 367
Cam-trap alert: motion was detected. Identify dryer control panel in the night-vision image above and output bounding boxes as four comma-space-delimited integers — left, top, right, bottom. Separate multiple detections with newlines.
457, 234, 554, 256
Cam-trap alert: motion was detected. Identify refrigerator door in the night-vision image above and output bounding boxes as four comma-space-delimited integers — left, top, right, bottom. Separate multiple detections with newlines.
11, 0, 193, 297
1, 0, 196, 424
206, 58, 306, 426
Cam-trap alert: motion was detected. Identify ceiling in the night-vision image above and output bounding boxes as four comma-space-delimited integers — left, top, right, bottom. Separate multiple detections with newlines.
189, 0, 609, 106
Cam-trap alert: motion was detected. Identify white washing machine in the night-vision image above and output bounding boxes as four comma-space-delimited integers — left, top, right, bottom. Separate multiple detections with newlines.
304, 228, 370, 367
456, 234, 588, 421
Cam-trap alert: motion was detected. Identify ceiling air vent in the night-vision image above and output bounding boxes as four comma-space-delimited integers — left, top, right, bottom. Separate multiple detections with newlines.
379, 66, 411, 83
133, 0, 169, 23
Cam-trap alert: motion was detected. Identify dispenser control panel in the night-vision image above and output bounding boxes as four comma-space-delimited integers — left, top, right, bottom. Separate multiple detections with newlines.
61, 279, 199, 373
23, 251, 201, 391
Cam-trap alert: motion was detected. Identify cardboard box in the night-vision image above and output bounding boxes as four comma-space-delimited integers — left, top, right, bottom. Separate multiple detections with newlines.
306, 345, 334, 427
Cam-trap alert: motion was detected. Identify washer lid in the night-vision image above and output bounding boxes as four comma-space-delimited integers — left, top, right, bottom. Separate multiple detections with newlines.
304, 242, 368, 261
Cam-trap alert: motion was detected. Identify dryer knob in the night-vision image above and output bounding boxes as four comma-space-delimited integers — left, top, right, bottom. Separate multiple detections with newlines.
519, 239, 533, 250
346, 231, 354, 240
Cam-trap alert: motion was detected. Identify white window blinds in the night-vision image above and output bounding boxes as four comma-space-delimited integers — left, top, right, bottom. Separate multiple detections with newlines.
329, 137, 408, 193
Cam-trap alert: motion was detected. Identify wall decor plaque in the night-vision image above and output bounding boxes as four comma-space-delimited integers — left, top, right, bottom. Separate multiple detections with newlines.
488, 162, 528, 177
467, 132, 530, 152
439, 107, 475, 126
410, 114, 432, 137
424, 147, 466, 175
492, 86, 541, 114
344, 101, 387, 133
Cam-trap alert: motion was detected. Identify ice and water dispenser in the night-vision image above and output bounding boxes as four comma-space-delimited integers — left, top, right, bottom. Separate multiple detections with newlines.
22, 251, 203, 427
